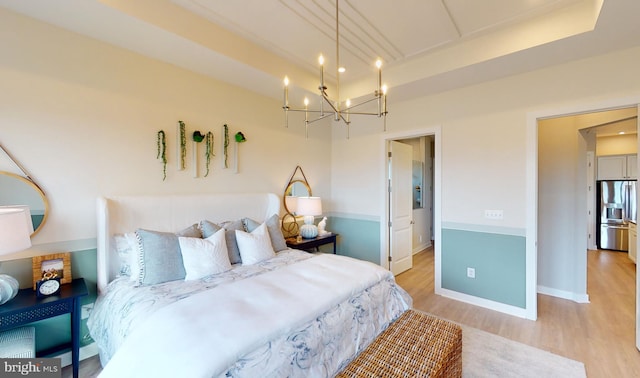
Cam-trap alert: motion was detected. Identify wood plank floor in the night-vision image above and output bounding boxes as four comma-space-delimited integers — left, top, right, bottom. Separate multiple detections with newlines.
395, 247, 640, 378
67, 248, 640, 377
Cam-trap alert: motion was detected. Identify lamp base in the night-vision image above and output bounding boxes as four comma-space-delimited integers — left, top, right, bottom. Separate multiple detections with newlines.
0, 274, 19, 305
300, 224, 318, 239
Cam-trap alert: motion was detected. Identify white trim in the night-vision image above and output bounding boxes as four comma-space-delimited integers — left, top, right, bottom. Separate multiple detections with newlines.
412, 241, 431, 254
380, 126, 442, 289
326, 211, 380, 222
438, 288, 532, 319
442, 222, 526, 237
526, 95, 640, 322
0, 238, 97, 262
55, 343, 99, 368
537, 285, 590, 303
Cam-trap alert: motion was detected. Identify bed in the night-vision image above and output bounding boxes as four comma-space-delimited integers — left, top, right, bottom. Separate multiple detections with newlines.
88, 193, 412, 377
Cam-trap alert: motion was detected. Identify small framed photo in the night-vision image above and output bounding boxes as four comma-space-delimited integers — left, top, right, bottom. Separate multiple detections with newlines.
32, 252, 72, 290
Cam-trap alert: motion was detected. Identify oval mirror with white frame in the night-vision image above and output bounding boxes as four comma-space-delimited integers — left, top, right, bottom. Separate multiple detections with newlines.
0, 171, 49, 236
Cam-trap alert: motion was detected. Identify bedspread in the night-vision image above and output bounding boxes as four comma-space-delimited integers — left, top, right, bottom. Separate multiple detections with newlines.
89, 250, 411, 377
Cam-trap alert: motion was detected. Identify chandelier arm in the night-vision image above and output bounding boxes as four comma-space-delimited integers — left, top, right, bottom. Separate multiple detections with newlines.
306, 113, 335, 125
344, 96, 380, 110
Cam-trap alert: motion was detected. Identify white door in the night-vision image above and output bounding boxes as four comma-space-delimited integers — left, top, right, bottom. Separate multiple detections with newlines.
390, 140, 413, 275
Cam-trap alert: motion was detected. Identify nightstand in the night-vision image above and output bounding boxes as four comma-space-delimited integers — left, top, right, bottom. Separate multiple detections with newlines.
286, 233, 339, 254
0, 278, 88, 378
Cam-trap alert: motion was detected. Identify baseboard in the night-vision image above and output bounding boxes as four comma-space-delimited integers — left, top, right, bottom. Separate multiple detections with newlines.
412, 241, 432, 254
537, 285, 590, 303
55, 343, 99, 367
436, 287, 533, 320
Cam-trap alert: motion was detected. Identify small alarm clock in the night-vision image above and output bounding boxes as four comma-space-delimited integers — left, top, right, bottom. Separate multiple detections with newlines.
36, 277, 61, 298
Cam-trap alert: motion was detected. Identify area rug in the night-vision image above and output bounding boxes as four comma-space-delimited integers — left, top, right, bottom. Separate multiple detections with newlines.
461, 325, 587, 377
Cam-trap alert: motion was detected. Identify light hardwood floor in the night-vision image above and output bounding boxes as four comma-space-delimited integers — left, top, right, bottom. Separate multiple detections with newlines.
67, 248, 639, 377
395, 247, 640, 378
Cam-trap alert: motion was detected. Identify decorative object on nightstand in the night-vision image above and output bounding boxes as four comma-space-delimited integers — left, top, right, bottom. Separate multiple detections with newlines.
0, 206, 33, 305
297, 197, 322, 239
36, 276, 60, 298
317, 217, 329, 236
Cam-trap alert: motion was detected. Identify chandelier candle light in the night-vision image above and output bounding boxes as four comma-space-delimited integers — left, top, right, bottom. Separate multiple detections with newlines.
282, 0, 388, 139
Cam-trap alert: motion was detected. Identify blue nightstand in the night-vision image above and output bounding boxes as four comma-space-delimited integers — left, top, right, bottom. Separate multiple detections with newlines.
0, 278, 88, 378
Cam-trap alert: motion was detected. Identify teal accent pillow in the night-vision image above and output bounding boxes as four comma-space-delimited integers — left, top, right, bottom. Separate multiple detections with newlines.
243, 214, 288, 252
134, 225, 201, 285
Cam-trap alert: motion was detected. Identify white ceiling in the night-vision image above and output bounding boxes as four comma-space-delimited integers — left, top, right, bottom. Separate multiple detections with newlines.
1, 0, 639, 108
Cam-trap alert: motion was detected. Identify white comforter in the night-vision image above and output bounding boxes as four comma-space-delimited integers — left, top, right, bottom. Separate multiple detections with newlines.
91, 251, 411, 377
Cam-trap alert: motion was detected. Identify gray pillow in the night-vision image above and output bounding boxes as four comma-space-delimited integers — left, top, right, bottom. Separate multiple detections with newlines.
134, 224, 201, 285
200, 220, 222, 237
243, 214, 288, 252
201, 219, 243, 264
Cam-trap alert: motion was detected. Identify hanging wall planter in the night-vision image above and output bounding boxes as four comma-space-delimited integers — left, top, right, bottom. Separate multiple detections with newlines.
234, 131, 247, 173
205, 131, 214, 177
223, 124, 229, 169
192, 131, 205, 178
157, 130, 167, 181
178, 120, 186, 171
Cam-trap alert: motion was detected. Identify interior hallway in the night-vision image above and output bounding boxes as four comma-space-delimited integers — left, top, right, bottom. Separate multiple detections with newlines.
395, 248, 640, 378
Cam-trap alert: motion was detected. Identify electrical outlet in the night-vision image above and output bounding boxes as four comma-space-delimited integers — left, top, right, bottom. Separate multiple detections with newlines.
484, 209, 504, 220
467, 267, 476, 279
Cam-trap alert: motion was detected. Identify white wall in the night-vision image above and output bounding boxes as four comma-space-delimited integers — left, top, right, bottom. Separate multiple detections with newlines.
331, 45, 640, 297
0, 8, 331, 249
597, 134, 638, 156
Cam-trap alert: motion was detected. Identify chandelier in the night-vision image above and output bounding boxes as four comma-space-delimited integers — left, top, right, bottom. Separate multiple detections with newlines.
282, 0, 388, 138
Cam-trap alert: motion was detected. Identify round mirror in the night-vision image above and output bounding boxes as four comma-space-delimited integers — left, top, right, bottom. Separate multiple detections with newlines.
0, 171, 49, 236
283, 180, 311, 214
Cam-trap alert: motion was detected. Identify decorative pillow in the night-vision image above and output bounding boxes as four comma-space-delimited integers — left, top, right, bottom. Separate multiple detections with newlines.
133, 224, 201, 285
236, 222, 275, 265
114, 233, 135, 276
243, 214, 288, 252
199, 220, 222, 238
221, 220, 245, 264
179, 229, 231, 280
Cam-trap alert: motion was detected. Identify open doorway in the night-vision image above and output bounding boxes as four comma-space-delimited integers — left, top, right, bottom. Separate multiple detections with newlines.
536, 104, 639, 347
382, 126, 441, 290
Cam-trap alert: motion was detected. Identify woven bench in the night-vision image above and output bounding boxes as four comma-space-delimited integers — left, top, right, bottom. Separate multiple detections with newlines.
337, 309, 462, 377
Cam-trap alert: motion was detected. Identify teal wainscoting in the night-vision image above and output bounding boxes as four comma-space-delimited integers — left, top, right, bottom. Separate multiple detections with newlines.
0, 248, 98, 353
326, 216, 380, 264
441, 227, 526, 308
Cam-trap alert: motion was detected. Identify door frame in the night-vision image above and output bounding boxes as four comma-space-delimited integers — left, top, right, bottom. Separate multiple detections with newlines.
381, 126, 442, 287
527, 95, 640, 322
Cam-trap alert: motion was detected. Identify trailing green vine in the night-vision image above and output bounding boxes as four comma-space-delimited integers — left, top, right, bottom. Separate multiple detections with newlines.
178, 120, 186, 170
157, 130, 167, 181
205, 131, 214, 177
223, 124, 229, 168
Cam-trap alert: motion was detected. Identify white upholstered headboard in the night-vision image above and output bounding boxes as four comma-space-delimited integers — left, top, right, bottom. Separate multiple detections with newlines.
96, 193, 280, 294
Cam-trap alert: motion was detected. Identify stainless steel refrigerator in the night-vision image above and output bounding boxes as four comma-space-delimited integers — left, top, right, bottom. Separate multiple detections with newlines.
597, 180, 637, 251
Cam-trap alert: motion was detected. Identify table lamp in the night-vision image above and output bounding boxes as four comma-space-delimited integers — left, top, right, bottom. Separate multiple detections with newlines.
0, 207, 33, 305
296, 197, 322, 239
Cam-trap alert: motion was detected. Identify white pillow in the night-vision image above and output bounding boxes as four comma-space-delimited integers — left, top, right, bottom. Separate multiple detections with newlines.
178, 229, 232, 281
236, 222, 275, 265
114, 232, 140, 281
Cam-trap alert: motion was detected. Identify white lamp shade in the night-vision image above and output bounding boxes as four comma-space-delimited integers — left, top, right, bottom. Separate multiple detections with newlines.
0, 207, 33, 255
296, 197, 322, 216
284, 196, 298, 213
